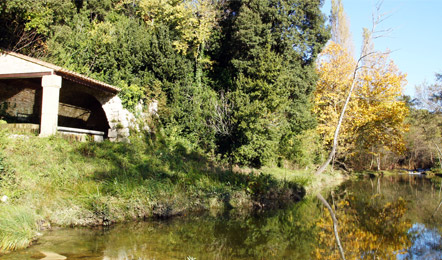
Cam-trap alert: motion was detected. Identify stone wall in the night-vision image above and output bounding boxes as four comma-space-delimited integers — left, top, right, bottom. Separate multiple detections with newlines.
99, 95, 134, 142
58, 103, 91, 122
0, 78, 41, 123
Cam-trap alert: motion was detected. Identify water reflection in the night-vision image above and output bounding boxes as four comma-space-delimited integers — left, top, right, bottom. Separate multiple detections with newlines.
398, 223, 442, 260
3, 175, 442, 259
314, 193, 411, 259
316, 175, 442, 260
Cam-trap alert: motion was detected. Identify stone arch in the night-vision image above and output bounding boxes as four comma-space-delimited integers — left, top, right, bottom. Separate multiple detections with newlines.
58, 87, 110, 136
60, 80, 133, 141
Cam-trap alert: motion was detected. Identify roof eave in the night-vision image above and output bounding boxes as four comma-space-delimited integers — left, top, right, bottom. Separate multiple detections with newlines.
3, 51, 121, 94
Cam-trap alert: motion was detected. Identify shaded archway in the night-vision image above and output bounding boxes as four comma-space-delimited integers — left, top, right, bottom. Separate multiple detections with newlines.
58, 80, 110, 137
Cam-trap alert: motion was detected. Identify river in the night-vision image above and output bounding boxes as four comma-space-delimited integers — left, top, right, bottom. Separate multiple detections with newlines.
4, 174, 442, 259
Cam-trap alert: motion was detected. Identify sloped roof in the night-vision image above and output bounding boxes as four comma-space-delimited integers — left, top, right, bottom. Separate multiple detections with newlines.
0, 51, 120, 94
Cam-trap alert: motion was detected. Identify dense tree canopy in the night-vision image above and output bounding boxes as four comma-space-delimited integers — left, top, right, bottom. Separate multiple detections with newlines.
212, 0, 329, 167
2, 0, 441, 172
0, 0, 330, 167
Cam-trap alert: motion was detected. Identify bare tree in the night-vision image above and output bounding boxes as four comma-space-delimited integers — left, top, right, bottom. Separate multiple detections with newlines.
209, 91, 234, 137
415, 76, 442, 114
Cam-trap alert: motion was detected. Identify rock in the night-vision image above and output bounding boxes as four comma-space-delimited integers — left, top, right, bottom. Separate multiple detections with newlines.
39, 251, 67, 260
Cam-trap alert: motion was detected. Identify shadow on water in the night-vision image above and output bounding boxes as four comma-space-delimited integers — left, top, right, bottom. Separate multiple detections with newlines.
2, 199, 321, 259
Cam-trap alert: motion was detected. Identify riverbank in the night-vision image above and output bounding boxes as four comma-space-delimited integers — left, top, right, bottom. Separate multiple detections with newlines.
0, 129, 343, 253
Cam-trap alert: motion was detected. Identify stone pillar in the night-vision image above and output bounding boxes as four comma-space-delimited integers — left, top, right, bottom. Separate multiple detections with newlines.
40, 75, 62, 137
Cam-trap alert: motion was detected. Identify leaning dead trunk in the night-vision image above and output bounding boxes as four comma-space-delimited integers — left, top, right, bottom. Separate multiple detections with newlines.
315, 66, 359, 175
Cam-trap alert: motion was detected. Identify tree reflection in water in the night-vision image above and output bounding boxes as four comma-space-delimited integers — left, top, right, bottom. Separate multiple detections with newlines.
3, 175, 442, 260
315, 175, 442, 259
314, 193, 411, 259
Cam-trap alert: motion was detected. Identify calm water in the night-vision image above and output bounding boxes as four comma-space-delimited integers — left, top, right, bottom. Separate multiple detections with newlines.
4, 175, 442, 260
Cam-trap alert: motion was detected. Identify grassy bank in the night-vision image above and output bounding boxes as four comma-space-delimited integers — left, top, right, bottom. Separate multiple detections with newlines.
0, 128, 342, 253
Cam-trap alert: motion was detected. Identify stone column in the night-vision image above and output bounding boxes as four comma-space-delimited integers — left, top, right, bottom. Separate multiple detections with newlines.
40, 75, 62, 137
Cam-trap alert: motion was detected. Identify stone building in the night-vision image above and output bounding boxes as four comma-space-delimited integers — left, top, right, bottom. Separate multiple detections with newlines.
0, 51, 133, 141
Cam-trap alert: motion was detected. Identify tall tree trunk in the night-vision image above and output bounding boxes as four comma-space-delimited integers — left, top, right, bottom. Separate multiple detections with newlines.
195, 43, 203, 89
376, 154, 381, 171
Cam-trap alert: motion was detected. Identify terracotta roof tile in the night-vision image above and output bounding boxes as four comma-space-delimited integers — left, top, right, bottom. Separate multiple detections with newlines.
6, 51, 120, 94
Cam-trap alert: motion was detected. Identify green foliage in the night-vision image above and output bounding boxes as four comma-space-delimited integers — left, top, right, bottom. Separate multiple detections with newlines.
46, 10, 152, 86
0, 0, 75, 54
401, 99, 442, 169
281, 129, 324, 167
211, 0, 329, 167
118, 82, 145, 112
0, 0, 330, 168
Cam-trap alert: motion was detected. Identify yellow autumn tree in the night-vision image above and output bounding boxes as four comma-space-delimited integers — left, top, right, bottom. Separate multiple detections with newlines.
314, 42, 409, 170
314, 41, 359, 157
353, 52, 409, 170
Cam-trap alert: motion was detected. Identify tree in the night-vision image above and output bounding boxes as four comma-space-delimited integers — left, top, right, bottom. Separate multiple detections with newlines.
43, 1, 219, 151
352, 51, 408, 170
315, 2, 407, 174
213, 0, 329, 167
330, 0, 354, 56
315, 42, 408, 172
403, 103, 442, 170
415, 74, 442, 114
314, 42, 358, 159
0, 0, 76, 55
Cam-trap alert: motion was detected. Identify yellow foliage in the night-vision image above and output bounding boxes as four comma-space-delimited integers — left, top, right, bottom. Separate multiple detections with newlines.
138, 0, 217, 58
314, 42, 358, 154
314, 41, 409, 162
313, 196, 411, 259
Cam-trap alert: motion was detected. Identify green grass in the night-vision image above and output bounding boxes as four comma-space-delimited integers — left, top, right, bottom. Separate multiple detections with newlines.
260, 166, 347, 194
0, 205, 38, 252
354, 169, 409, 177
0, 129, 343, 253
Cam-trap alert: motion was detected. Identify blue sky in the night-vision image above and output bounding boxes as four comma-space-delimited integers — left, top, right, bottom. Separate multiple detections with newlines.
321, 0, 442, 97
